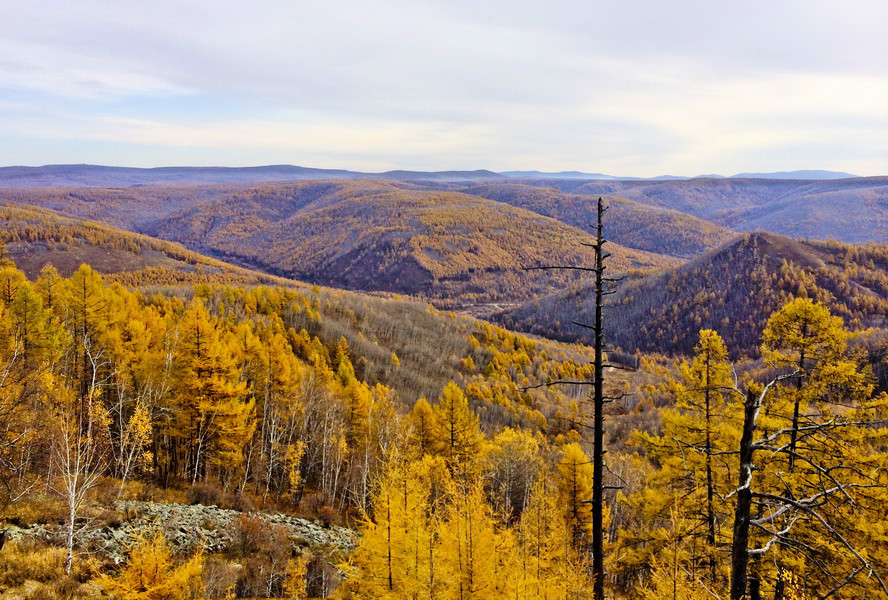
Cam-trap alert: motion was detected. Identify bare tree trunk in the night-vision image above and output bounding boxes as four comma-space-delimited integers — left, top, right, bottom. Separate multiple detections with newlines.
730, 389, 758, 600
704, 352, 717, 583
65, 474, 77, 574
591, 197, 606, 600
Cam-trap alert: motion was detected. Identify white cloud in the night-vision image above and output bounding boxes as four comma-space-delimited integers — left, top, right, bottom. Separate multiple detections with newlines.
0, 0, 885, 174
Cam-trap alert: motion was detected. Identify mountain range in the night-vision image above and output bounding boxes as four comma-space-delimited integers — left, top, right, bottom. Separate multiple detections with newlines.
1, 165, 886, 361
502, 169, 858, 180
0, 164, 860, 188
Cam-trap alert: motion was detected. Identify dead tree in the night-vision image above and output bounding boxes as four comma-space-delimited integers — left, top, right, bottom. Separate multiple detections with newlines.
526, 197, 620, 600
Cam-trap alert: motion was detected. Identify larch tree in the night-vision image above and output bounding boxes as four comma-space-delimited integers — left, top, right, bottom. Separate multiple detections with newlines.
343, 456, 451, 600
171, 298, 253, 483
442, 478, 517, 600
519, 474, 593, 600
557, 442, 596, 552
432, 381, 482, 475
97, 532, 203, 600
407, 397, 435, 457
623, 329, 739, 590
727, 299, 888, 599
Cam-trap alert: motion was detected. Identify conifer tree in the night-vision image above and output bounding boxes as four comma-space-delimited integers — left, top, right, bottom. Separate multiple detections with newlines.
97, 532, 203, 600
407, 397, 435, 457
171, 298, 253, 483
557, 442, 595, 551
432, 382, 482, 474
442, 478, 517, 600
343, 456, 450, 600
728, 300, 888, 599
519, 474, 593, 600
623, 329, 739, 588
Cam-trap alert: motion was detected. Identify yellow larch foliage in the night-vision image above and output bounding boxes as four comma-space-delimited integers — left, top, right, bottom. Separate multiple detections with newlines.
97, 532, 203, 600
432, 381, 482, 473
557, 442, 595, 550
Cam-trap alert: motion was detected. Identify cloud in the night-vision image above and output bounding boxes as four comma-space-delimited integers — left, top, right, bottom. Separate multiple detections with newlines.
0, 0, 885, 174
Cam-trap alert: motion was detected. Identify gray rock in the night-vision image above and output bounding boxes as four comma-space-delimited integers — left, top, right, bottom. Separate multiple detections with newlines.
6, 501, 356, 562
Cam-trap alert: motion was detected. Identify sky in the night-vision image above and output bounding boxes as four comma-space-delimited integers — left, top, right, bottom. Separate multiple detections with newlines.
1, 0, 886, 176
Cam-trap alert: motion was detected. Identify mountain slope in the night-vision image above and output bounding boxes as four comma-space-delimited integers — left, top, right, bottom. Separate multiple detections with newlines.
145, 179, 680, 304
0, 203, 296, 287
0, 184, 243, 230
0, 207, 625, 418
496, 232, 888, 357
459, 183, 737, 259
523, 177, 888, 244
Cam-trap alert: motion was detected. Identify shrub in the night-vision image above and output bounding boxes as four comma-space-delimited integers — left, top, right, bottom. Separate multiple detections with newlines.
316, 505, 339, 528
230, 490, 255, 512
230, 514, 272, 557
186, 481, 228, 507
3, 495, 65, 527
201, 556, 239, 599
96, 533, 203, 600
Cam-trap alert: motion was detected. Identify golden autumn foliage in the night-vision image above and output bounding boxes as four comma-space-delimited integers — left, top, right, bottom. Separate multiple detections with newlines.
0, 243, 887, 600
97, 533, 203, 600
616, 301, 888, 599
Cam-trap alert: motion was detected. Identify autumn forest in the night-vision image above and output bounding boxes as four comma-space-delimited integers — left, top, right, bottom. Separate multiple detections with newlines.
0, 171, 887, 600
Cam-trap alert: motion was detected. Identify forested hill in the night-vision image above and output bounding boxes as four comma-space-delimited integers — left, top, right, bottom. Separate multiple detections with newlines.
0, 203, 294, 287
3, 192, 888, 599
0, 183, 245, 230
496, 231, 888, 357
142, 179, 679, 304
508, 176, 888, 243
458, 182, 737, 259
3, 233, 888, 599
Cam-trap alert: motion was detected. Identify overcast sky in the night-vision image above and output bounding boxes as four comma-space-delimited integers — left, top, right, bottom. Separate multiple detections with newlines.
1, 0, 886, 176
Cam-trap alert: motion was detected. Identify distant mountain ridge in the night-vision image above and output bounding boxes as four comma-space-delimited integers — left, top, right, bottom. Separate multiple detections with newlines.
456, 182, 737, 259
511, 176, 888, 244
501, 169, 859, 180
0, 164, 865, 188
0, 164, 505, 188
730, 169, 858, 180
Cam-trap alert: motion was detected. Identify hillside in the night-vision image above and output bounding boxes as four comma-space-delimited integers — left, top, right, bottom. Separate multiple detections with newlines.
2, 203, 886, 600
514, 176, 888, 244
459, 182, 737, 259
496, 231, 888, 357
0, 183, 243, 230
143, 179, 680, 305
0, 203, 298, 287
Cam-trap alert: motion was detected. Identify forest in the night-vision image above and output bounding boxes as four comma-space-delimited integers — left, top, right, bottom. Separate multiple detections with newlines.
1, 229, 887, 599
0, 179, 887, 600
